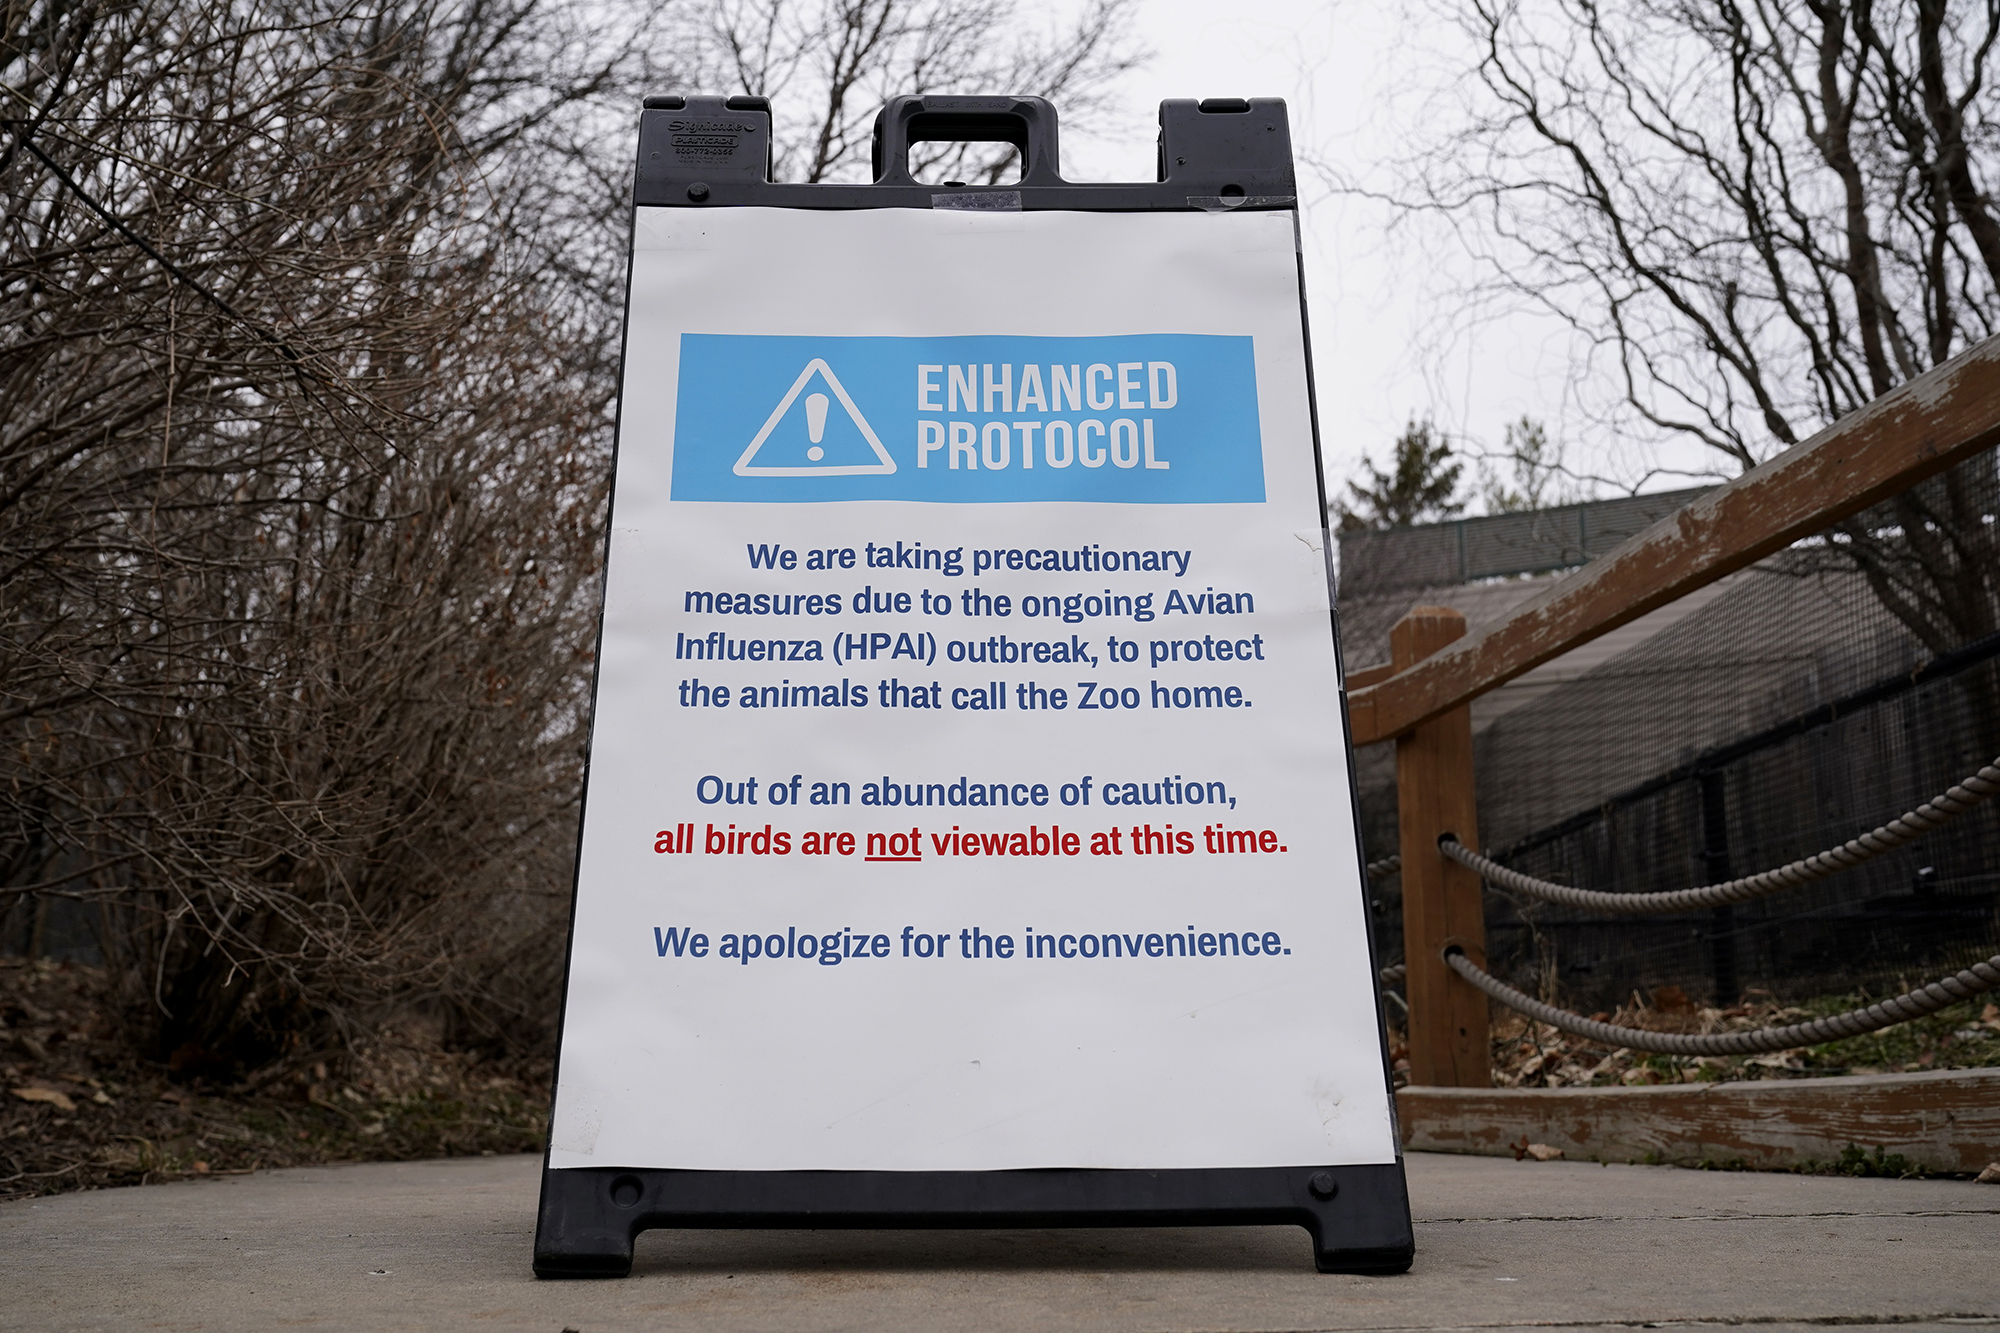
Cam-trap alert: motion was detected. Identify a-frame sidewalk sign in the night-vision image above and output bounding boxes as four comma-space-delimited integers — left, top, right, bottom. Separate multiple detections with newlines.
533, 93, 1414, 1276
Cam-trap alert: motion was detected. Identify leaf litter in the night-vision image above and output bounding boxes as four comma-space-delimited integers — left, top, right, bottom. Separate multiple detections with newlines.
2, 957, 549, 1201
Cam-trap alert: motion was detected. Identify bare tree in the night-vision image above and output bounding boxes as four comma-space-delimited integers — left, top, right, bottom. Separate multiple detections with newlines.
2, 0, 1153, 1084
1479, 417, 1589, 513
1393, 0, 1998, 682
682, 0, 1146, 183
4, 0, 1145, 1081
1, 0, 660, 1074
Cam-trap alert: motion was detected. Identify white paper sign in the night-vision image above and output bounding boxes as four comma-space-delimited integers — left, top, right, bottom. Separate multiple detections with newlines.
547, 205, 1395, 1173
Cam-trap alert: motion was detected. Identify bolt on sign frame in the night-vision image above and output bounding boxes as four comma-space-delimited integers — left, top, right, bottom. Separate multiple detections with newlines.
532, 93, 1413, 1277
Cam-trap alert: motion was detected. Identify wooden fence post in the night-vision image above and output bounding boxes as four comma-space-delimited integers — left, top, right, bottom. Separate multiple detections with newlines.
1391, 606, 1490, 1087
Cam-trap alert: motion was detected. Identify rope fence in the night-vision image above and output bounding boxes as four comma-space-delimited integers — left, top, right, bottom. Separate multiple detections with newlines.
1370, 756, 2000, 1051
1443, 946, 2000, 1055
1437, 755, 1999, 915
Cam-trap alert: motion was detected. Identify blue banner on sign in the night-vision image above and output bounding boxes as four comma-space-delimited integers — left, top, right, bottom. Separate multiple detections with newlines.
668, 334, 1265, 503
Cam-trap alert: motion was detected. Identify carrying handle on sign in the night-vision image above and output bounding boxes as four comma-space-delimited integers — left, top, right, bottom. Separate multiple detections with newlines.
870, 96, 1064, 187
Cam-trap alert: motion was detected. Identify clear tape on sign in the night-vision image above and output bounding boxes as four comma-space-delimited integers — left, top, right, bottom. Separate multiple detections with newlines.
933, 190, 1023, 212
1185, 194, 1297, 211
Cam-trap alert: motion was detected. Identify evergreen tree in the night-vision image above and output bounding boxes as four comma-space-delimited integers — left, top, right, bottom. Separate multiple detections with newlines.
1338, 419, 1465, 530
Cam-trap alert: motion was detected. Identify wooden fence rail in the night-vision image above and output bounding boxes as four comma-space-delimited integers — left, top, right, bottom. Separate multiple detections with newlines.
1346, 335, 2000, 749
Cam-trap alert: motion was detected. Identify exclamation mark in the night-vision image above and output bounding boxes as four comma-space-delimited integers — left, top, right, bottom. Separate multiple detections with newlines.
805, 393, 829, 461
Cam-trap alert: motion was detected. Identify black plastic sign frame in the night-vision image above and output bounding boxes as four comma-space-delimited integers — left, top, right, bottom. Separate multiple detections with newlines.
533, 93, 1413, 1277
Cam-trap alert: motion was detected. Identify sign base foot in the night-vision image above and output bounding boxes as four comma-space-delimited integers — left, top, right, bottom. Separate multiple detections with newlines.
532, 1161, 1414, 1277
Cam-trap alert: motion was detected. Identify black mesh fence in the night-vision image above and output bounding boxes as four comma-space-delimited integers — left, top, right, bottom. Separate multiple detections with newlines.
1338, 487, 1712, 593
1344, 450, 2000, 1011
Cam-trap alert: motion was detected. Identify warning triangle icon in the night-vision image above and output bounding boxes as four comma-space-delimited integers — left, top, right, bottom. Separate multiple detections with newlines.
734, 359, 897, 477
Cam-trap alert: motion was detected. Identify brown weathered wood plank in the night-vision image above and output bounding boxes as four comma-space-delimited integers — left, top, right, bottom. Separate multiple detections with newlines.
1348, 335, 2000, 745
1392, 608, 1490, 1088
1343, 661, 1396, 690
1398, 1068, 2000, 1172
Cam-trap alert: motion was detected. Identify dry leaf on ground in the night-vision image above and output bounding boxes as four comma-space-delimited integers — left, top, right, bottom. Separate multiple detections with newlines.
11, 1086, 77, 1112
1507, 1135, 1566, 1161
1650, 985, 1695, 1014
1976, 1162, 2000, 1184
2, 958, 550, 1202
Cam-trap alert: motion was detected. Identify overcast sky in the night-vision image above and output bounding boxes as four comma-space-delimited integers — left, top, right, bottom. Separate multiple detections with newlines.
1050, 0, 1715, 510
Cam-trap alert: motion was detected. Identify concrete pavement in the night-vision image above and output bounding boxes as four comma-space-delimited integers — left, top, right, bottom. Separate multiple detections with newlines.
4, 1151, 1997, 1331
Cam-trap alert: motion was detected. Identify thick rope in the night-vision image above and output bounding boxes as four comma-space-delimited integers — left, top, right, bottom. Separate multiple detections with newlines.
1379, 963, 1406, 986
1440, 756, 2000, 915
1444, 946, 2000, 1055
